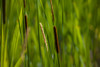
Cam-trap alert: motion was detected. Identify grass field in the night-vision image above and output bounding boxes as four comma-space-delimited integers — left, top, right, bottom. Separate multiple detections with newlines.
0, 0, 100, 67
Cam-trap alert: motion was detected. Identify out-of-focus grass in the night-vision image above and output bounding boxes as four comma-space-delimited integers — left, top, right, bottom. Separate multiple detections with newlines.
0, 0, 100, 67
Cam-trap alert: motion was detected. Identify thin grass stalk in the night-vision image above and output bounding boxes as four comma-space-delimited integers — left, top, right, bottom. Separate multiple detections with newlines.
37, 0, 41, 59
1, 24, 4, 67
61, 0, 63, 56
72, 1, 76, 66
23, 0, 26, 8
40, 22, 48, 52
50, 0, 54, 24
4, 30, 8, 67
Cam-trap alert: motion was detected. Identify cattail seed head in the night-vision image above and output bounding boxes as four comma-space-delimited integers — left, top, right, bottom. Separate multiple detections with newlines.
54, 26, 60, 53
40, 23, 48, 51
2, 0, 6, 24
25, 15, 27, 32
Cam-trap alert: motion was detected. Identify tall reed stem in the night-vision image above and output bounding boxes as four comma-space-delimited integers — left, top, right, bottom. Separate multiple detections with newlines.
50, 0, 54, 24
50, 0, 60, 66
37, 0, 41, 59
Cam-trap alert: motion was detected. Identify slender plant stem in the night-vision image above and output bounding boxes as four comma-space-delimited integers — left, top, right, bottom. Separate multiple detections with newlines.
50, 0, 54, 25
37, 0, 41, 60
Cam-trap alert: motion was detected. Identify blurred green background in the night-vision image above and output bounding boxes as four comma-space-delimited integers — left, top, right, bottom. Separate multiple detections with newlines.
0, 0, 100, 67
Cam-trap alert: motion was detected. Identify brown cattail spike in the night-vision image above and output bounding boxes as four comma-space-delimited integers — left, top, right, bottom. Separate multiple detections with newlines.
2, 0, 6, 24
50, 0, 54, 23
25, 15, 27, 31
54, 26, 60, 53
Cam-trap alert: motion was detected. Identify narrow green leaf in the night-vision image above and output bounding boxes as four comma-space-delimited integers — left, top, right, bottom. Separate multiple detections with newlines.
4, 30, 9, 67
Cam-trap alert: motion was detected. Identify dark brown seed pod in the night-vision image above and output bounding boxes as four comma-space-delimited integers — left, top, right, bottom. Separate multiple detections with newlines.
25, 15, 27, 31
50, 0, 54, 23
54, 26, 60, 53
2, 0, 6, 24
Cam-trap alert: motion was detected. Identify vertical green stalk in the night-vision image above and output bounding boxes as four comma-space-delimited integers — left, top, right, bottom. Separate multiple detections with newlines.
4, 30, 8, 67
50, 0, 54, 25
1, 23, 4, 67
61, 0, 64, 66
37, 0, 41, 59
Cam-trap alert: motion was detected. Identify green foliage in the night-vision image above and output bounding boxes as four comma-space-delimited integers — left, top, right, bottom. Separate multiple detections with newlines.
0, 0, 100, 67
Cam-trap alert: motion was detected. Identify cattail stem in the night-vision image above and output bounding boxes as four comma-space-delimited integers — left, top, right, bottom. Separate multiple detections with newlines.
40, 23, 48, 52
21, 28, 30, 67
2, 0, 6, 24
50, 0, 54, 24
23, 0, 26, 8
53, 26, 60, 53
36, 0, 41, 60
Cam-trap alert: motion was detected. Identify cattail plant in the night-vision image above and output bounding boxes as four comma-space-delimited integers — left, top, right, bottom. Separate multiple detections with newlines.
50, 0, 60, 54
54, 26, 60, 53
40, 22, 48, 52
24, 14, 30, 67
54, 26, 60, 67
23, 0, 29, 66
50, 0, 60, 66
2, 0, 6, 24
23, 0, 27, 32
